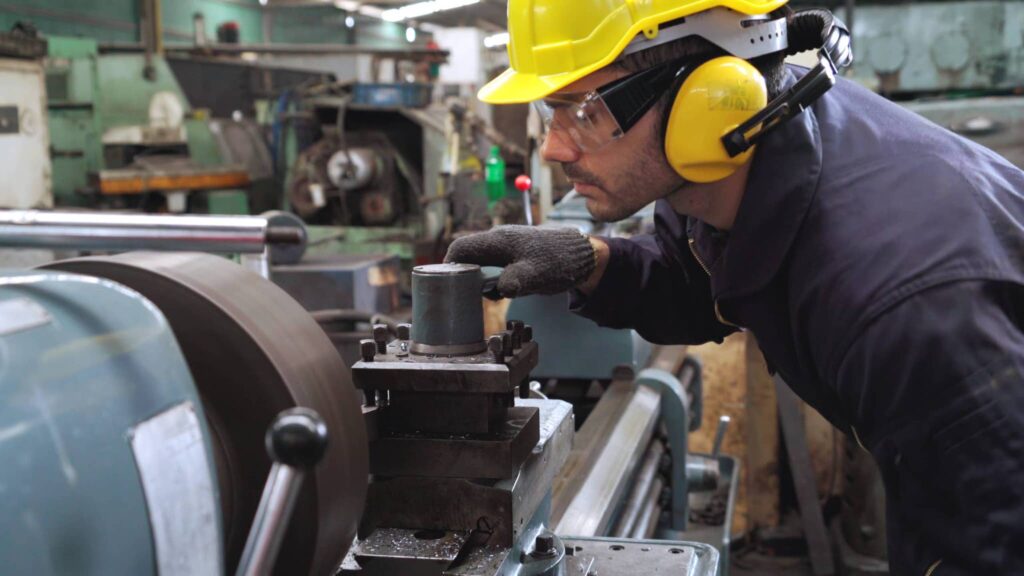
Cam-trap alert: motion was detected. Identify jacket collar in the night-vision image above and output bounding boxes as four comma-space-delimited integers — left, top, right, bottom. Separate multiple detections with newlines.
689, 67, 824, 299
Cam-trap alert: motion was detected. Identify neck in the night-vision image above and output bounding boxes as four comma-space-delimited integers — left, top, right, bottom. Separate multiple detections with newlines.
665, 159, 752, 231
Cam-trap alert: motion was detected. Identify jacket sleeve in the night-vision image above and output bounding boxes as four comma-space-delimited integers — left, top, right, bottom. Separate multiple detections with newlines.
832, 279, 1024, 575
568, 202, 736, 345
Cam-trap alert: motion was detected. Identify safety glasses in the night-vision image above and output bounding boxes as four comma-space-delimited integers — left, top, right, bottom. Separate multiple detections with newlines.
535, 58, 687, 153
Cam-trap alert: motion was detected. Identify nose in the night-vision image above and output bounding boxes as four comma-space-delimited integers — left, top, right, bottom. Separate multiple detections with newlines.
540, 127, 581, 164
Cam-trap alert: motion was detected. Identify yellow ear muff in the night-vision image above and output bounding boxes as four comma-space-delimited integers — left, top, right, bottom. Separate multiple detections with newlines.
664, 56, 768, 183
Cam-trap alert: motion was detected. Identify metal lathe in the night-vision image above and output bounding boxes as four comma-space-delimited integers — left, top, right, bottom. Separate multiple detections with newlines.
0, 211, 735, 576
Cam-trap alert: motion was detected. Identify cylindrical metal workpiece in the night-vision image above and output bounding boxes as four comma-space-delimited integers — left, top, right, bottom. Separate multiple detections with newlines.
410, 263, 485, 355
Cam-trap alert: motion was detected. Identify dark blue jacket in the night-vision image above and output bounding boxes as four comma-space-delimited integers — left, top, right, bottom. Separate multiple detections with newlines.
573, 68, 1024, 575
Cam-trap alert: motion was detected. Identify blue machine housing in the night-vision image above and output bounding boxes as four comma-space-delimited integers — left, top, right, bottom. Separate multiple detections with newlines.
0, 271, 222, 575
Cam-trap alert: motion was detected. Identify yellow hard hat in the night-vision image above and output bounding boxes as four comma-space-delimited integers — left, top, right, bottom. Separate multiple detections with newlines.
479, 0, 788, 104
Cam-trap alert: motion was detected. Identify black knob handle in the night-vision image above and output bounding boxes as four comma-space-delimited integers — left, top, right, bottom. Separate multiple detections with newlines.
266, 407, 329, 470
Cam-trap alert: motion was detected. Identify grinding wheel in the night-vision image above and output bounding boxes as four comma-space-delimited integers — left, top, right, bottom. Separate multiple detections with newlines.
42, 252, 368, 576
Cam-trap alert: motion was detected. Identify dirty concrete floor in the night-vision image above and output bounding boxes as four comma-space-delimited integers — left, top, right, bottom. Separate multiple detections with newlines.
730, 550, 816, 575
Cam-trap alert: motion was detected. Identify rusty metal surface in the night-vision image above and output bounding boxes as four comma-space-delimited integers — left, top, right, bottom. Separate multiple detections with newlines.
353, 341, 538, 394
370, 407, 540, 479
360, 399, 573, 549
344, 528, 472, 575
42, 252, 368, 576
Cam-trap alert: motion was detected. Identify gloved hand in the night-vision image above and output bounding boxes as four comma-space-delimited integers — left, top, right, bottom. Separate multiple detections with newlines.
444, 225, 596, 298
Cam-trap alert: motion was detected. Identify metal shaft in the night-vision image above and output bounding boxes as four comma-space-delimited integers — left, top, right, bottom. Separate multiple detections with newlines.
0, 210, 285, 253
235, 463, 305, 576
630, 476, 665, 540
611, 439, 665, 538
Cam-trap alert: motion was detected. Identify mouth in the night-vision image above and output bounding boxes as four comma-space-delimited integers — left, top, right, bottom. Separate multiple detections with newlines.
572, 181, 600, 196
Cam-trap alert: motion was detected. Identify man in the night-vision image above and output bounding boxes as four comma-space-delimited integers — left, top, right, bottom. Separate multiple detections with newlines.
446, 1, 1024, 574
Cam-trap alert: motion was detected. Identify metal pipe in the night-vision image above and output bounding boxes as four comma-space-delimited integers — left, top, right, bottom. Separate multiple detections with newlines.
630, 476, 665, 540
99, 41, 448, 60
611, 439, 665, 538
0, 210, 291, 253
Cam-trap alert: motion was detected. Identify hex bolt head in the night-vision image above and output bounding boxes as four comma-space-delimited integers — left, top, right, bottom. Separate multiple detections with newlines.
523, 325, 533, 342
372, 324, 388, 354
500, 331, 513, 357
396, 323, 412, 341
532, 533, 556, 557
507, 320, 525, 348
359, 339, 376, 362
487, 335, 505, 363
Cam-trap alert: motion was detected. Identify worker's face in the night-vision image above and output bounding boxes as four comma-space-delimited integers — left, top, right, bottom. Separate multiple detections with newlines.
540, 67, 684, 222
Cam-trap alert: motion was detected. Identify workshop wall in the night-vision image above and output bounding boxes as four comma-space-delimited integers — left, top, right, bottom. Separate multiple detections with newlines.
0, 0, 415, 49
0, 0, 264, 44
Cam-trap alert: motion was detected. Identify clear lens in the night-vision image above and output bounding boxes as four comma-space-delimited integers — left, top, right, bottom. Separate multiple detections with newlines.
534, 93, 624, 153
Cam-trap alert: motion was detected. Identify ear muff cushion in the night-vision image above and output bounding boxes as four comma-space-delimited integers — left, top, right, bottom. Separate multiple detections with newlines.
664, 56, 769, 183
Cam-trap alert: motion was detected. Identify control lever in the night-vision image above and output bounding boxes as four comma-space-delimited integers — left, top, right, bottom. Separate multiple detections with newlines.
711, 415, 731, 458
686, 415, 730, 492
515, 174, 534, 226
236, 408, 329, 576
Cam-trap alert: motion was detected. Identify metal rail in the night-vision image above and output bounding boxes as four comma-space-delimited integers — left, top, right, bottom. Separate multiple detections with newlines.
0, 210, 301, 254
610, 439, 665, 538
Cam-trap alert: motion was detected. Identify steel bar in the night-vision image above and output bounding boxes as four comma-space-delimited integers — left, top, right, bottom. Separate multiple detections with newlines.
610, 439, 665, 538
0, 210, 294, 253
99, 41, 449, 60
553, 384, 661, 536
629, 476, 665, 540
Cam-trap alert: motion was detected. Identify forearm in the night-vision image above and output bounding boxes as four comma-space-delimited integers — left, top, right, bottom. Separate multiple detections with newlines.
570, 235, 734, 345
576, 236, 610, 295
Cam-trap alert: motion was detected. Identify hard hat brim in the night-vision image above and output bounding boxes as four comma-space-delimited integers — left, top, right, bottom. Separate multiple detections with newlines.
478, 66, 591, 104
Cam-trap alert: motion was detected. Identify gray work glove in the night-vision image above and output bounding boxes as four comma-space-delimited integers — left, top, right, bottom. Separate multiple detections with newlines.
444, 225, 596, 298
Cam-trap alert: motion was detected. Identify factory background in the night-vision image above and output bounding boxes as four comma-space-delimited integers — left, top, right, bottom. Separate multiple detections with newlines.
0, 1, 1020, 575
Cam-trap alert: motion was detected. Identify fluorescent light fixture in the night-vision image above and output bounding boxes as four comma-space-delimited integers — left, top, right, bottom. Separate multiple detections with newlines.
345, 15, 355, 27
483, 31, 509, 48
382, 0, 480, 22
333, 0, 384, 19
406, 26, 417, 42
259, 0, 268, 5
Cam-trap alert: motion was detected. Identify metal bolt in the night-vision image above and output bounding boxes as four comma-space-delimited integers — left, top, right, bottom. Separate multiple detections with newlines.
372, 324, 388, 354
501, 331, 513, 357
397, 323, 411, 341
488, 335, 505, 364
535, 534, 554, 552
507, 320, 525, 349
360, 339, 376, 362
532, 533, 556, 558
523, 325, 533, 342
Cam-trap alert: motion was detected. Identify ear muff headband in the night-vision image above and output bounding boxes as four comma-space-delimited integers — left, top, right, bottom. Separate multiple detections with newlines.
661, 9, 852, 183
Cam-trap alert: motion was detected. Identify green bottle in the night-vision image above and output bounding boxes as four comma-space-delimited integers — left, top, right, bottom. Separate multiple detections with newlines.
485, 145, 506, 208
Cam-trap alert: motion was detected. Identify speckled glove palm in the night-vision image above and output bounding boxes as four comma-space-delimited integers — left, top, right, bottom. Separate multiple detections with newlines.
444, 225, 596, 298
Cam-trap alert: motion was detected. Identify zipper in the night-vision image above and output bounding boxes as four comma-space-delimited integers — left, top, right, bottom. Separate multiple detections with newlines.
688, 237, 712, 276
924, 559, 943, 576
688, 238, 739, 328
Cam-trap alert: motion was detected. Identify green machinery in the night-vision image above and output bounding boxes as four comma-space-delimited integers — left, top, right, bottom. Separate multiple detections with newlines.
45, 36, 253, 214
